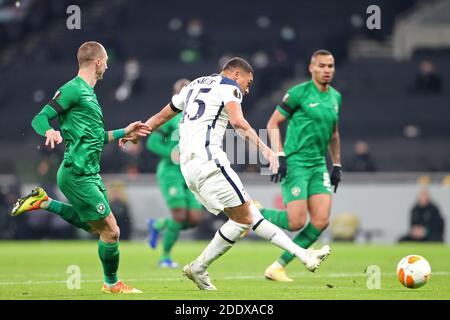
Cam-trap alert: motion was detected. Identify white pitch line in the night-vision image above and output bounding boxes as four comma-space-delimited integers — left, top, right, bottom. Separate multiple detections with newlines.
0, 272, 449, 286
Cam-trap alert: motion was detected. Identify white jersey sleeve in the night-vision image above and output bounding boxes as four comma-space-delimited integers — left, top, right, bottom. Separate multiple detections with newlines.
171, 85, 189, 111
217, 79, 243, 105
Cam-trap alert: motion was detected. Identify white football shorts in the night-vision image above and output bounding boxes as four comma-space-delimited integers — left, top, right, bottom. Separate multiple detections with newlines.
181, 155, 248, 215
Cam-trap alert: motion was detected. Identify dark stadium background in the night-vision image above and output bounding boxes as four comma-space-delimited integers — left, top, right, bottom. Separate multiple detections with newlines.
0, 0, 448, 243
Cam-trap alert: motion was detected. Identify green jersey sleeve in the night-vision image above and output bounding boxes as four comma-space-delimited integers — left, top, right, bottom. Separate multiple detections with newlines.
31, 82, 82, 136
276, 86, 303, 119
51, 82, 81, 113
147, 129, 173, 159
31, 105, 58, 136
147, 114, 181, 161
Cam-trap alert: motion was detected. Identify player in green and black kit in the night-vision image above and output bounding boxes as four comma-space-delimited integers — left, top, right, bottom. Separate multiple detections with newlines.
261, 50, 342, 282
10, 41, 150, 293
146, 79, 203, 268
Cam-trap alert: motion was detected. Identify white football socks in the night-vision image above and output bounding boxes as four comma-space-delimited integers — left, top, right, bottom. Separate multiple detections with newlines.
191, 219, 250, 273
249, 203, 309, 263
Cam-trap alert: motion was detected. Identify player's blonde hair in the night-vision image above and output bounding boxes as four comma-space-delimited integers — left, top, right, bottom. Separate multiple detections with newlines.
77, 41, 106, 67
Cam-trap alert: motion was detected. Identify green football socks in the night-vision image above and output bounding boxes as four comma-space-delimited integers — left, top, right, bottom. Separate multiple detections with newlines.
98, 240, 120, 285
260, 208, 291, 230
279, 222, 322, 266
161, 219, 195, 260
47, 200, 91, 232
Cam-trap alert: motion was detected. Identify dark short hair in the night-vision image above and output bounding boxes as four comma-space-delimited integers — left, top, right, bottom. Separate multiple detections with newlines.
311, 49, 333, 60
222, 57, 254, 74
77, 41, 105, 67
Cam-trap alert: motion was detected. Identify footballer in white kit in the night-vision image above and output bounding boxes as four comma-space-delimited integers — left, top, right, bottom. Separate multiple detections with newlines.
171, 73, 248, 215
120, 57, 331, 291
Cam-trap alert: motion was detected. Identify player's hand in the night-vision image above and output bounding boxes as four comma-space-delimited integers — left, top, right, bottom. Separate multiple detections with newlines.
270, 154, 287, 183
124, 121, 152, 138
330, 164, 342, 193
119, 135, 139, 149
44, 129, 63, 149
262, 147, 279, 176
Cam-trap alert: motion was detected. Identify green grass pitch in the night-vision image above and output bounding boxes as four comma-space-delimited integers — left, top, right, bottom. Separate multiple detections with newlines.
0, 241, 449, 300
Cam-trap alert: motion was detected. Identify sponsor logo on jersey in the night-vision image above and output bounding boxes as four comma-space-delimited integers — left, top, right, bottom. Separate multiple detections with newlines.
334, 104, 339, 113
291, 186, 301, 197
233, 89, 242, 100
309, 102, 319, 107
282, 93, 289, 103
96, 203, 106, 214
86, 97, 94, 102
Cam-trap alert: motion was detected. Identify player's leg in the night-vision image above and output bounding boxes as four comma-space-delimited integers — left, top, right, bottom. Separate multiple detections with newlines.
149, 172, 185, 249
158, 208, 187, 268
11, 187, 93, 233
259, 200, 307, 231
165, 195, 203, 268
264, 200, 308, 281
156, 205, 202, 268
181, 188, 204, 233
183, 202, 252, 291
183, 162, 328, 290
271, 197, 330, 266
88, 212, 141, 294
63, 172, 141, 294
185, 198, 329, 289
46, 165, 96, 232
260, 167, 309, 231
266, 166, 332, 281
292, 166, 333, 256
263, 167, 310, 280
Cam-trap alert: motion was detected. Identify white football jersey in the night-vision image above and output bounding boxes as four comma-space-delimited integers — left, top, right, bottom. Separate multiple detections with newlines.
171, 74, 243, 165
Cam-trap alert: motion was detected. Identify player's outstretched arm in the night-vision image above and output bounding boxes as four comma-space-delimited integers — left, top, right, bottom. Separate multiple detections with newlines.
119, 103, 178, 149
267, 110, 288, 183
226, 101, 279, 174
104, 121, 151, 144
31, 106, 62, 149
328, 124, 342, 192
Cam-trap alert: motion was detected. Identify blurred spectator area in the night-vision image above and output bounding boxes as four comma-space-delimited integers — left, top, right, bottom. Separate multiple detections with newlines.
2, 0, 450, 173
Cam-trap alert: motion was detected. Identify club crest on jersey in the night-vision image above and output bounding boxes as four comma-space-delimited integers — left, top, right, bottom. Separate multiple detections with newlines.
291, 186, 301, 197
169, 187, 178, 196
96, 203, 106, 214
334, 104, 339, 113
233, 88, 242, 100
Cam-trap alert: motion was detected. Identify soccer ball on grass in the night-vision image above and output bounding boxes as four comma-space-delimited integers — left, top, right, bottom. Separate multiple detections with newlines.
396, 255, 431, 289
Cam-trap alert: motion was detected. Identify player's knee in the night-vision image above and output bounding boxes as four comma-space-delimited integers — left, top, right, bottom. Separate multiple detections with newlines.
188, 213, 202, 225
240, 214, 254, 226
288, 214, 307, 231
311, 217, 329, 231
172, 209, 187, 223
107, 226, 120, 242
289, 219, 306, 231
229, 214, 252, 226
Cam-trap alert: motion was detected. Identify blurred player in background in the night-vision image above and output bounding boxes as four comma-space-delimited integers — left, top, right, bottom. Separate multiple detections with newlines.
261, 49, 342, 282
11, 41, 150, 294
121, 57, 331, 290
146, 78, 204, 268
